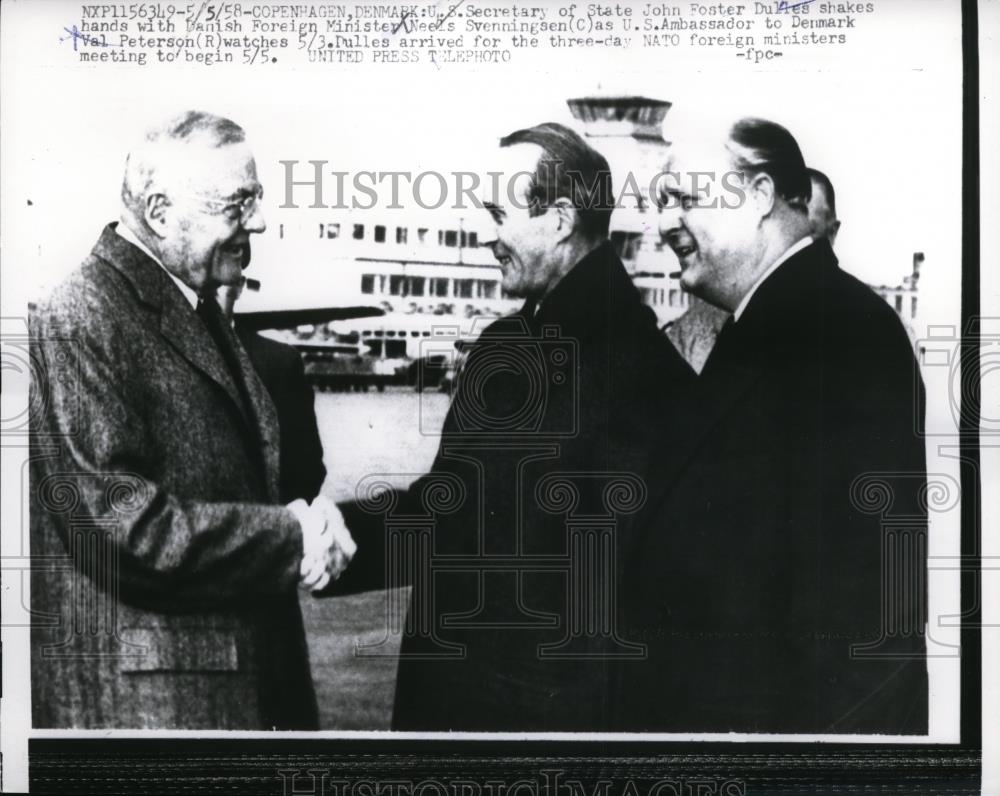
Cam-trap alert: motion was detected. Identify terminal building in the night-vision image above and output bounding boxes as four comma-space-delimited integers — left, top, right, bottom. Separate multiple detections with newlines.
261, 95, 922, 354
267, 96, 687, 331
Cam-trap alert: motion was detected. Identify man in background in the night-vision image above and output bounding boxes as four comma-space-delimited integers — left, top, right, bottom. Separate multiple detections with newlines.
806, 166, 841, 246
30, 111, 350, 729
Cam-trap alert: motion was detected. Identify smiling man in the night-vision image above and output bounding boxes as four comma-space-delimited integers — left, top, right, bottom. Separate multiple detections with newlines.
482, 125, 615, 304
619, 117, 928, 733
30, 111, 352, 730
330, 122, 693, 731
392, 122, 693, 730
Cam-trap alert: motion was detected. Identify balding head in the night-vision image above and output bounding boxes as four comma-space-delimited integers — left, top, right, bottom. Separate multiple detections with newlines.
121, 110, 247, 219
119, 111, 265, 296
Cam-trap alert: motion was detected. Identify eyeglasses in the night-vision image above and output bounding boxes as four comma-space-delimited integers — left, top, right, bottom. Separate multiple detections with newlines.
181, 188, 263, 224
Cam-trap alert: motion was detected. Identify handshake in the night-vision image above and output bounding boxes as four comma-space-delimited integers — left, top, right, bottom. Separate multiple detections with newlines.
288, 496, 358, 592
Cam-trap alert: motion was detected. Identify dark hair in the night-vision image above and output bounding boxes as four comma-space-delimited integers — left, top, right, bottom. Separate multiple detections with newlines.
499, 122, 614, 238
726, 118, 810, 209
806, 167, 837, 217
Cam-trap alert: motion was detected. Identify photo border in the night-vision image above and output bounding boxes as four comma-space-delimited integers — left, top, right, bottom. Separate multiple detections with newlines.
24, 0, 986, 792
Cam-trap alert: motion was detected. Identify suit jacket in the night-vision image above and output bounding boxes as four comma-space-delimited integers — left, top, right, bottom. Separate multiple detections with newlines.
619, 238, 928, 733
29, 224, 318, 730
234, 325, 326, 504
335, 242, 694, 731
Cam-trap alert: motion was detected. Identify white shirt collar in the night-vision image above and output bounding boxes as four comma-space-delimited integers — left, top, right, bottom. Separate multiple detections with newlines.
732, 236, 813, 322
116, 221, 200, 309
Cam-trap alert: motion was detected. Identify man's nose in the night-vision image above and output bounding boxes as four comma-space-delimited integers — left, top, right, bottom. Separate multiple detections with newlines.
243, 199, 266, 234
658, 204, 683, 242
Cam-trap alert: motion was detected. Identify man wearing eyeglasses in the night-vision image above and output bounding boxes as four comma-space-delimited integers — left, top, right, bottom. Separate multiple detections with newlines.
29, 110, 353, 730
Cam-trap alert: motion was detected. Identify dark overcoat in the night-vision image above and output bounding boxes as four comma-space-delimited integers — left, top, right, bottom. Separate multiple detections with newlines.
335, 242, 695, 731
618, 239, 928, 733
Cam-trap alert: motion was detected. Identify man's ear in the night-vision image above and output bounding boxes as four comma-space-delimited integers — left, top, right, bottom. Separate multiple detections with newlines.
748, 172, 776, 218
144, 193, 170, 238
551, 198, 578, 241
829, 220, 842, 246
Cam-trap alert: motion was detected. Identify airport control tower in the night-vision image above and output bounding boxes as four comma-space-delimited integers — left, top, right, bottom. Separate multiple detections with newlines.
566, 96, 688, 324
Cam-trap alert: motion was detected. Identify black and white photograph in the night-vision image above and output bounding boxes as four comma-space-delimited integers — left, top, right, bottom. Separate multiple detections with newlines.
0, 0, 994, 792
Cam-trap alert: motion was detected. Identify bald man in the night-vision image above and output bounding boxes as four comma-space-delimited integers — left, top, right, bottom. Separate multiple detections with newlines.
29, 111, 351, 730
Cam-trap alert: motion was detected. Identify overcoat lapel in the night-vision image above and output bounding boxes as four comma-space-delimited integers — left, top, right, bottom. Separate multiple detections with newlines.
94, 225, 281, 502
226, 327, 282, 503
639, 355, 762, 526
632, 240, 834, 554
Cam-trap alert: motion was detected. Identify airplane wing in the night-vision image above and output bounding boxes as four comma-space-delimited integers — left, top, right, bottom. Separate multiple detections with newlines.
234, 305, 385, 331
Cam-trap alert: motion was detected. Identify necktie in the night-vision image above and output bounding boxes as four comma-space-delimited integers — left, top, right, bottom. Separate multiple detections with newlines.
196, 296, 253, 415
196, 297, 273, 494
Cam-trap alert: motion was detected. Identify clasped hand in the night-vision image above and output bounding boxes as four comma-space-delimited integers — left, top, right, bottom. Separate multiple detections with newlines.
289, 496, 357, 592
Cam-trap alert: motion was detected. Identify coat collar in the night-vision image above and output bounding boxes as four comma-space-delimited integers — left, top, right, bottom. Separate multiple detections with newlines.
734, 237, 838, 332
531, 241, 646, 332
635, 239, 840, 541
732, 236, 814, 322
114, 221, 199, 308
92, 224, 282, 502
